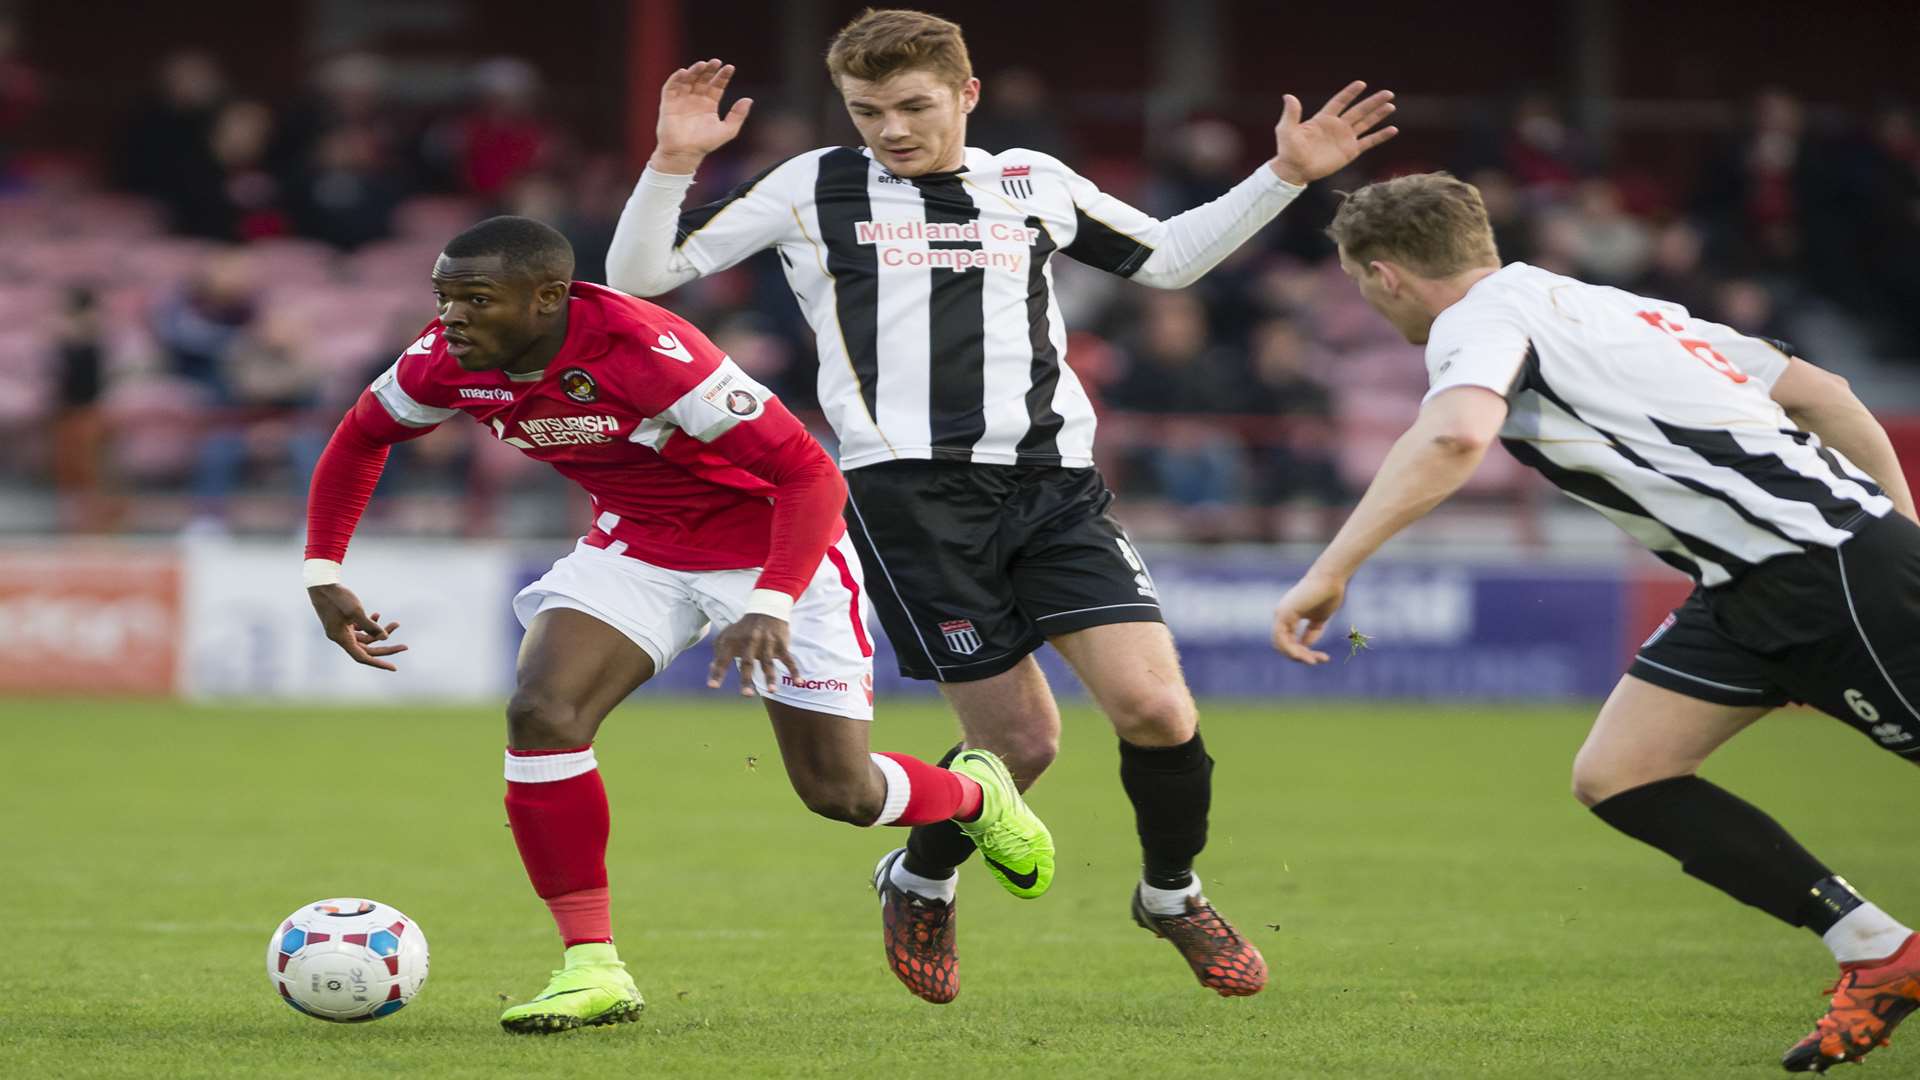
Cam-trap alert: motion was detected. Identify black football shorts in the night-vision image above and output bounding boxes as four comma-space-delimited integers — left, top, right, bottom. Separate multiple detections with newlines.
1630, 511, 1920, 761
843, 461, 1164, 682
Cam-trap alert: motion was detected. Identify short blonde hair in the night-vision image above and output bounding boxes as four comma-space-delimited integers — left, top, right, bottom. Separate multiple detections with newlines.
825, 8, 972, 89
1327, 172, 1500, 278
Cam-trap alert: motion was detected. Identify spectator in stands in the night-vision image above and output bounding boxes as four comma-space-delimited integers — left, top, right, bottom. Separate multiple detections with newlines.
1560, 178, 1653, 285
1502, 91, 1588, 193
52, 285, 116, 530
208, 100, 289, 241
1146, 117, 1246, 214
501, 163, 625, 287
1243, 315, 1343, 516
1861, 101, 1920, 346
444, 58, 552, 197
271, 53, 402, 183
1709, 277, 1792, 343
1632, 220, 1717, 318
0, 14, 41, 188
1105, 290, 1246, 509
190, 307, 328, 527
287, 126, 403, 250
967, 68, 1071, 157
1695, 88, 1807, 273
116, 51, 227, 231
151, 249, 258, 394
1470, 168, 1533, 264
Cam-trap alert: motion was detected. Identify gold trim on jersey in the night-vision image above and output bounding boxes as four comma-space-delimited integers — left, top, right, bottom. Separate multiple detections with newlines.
791, 203, 899, 460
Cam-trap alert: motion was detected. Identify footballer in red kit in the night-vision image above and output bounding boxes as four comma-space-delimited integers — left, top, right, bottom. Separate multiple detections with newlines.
302, 216, 1054, 1032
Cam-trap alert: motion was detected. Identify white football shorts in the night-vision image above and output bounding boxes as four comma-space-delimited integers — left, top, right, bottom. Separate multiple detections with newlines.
513, 533, 877, 721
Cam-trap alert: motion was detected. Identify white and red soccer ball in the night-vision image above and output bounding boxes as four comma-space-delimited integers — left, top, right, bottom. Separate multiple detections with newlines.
266, 898, 429, 1022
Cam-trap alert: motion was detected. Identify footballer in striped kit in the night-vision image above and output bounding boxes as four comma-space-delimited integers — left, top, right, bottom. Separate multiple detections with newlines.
610, 8, 1397, 1003
1275, 171, 1920, 1073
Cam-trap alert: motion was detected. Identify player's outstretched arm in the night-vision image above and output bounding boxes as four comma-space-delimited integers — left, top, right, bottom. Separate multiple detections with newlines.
303, 391, 434, 671
650, 59, 753, 176
1770, 356, 1917, 522
1268, 81, 1398, 186
1272, 386, 1504, 664
609, 60, 772, 297
1078, 82, 1395, 290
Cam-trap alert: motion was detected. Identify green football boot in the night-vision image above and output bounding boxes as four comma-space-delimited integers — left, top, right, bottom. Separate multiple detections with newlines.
499, 943, 645, 1034
949, 748, 1055, 899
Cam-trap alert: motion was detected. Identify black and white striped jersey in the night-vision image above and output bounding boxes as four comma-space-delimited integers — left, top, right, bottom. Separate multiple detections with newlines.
608, 146, 1302, 471
1427, 262, 1892, 586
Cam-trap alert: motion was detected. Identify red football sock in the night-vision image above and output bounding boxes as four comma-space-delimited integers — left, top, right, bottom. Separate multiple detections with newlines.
504, 746, 612, 947
871, 752, 983, 826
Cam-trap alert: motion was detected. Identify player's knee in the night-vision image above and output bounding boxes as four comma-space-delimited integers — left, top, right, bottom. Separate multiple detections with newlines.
1570, 750, 1643, 808
795, 775, 882, 825
999, 735, 1058, 789
1107, 685, 1199, 747
505, 689, 589, 749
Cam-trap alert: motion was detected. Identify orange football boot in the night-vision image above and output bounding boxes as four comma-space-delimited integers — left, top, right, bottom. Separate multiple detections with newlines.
874, 848, 959, 1004
1131, 886, 1267, 997
1783, 933, 1920, 1072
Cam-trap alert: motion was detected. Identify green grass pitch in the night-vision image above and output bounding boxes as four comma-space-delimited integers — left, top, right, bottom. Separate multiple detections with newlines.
5, 697, 1915, 1078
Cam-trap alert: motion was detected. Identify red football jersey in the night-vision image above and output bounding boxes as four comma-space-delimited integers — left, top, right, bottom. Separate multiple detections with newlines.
346, 282, 841, 579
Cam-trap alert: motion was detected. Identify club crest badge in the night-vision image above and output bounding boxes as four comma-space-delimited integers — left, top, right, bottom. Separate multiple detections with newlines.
999, 164, 1034, 200
559, 367, 597, 404
939, 619, 982, 656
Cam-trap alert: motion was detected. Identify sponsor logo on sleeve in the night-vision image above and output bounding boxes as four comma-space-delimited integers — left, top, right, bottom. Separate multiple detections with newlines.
700, 369, 764, 421
650, 331, 695, 363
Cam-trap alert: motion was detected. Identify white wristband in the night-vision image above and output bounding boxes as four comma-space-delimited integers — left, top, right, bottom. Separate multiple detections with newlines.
744, 588, 794, 621
303, 558, 343, 588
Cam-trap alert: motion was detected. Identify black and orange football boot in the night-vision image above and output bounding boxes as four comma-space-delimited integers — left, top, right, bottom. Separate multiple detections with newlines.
1130, 885, 1268, 997
1783, 933, 1920, 1072
873, 848, 959, 1004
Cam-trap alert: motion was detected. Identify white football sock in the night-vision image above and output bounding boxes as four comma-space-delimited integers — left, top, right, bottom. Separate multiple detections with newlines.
890, 859, 957, 904
1139, 874, 1204, 916
1824, 903, 1913, 965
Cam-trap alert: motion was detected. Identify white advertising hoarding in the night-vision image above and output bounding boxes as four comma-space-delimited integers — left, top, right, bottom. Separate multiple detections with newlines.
180, 538, 516, 701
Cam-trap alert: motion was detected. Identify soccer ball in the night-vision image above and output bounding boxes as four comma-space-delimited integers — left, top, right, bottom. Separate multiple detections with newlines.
266, 898, 429, 1022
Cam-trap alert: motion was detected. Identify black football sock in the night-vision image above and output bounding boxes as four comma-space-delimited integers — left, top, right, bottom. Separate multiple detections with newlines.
1119, 732, 1213, 891
903, 743, 974, 879
1590, 775, 1844, 930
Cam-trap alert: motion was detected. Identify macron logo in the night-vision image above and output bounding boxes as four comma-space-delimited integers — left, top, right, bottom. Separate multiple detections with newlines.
651, 331, 694, 363
404, 331, 437, 356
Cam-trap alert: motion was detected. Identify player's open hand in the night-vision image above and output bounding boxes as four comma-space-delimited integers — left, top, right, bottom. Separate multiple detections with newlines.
1269, 81, 1398, 186
653, 59, 753, 172
707, 613, 798, 698
307, 584, 407, 672
1271, 571, 1346, 665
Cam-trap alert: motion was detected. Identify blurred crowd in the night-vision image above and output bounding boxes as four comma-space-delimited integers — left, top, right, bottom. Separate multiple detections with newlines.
2, 30, 1918, 541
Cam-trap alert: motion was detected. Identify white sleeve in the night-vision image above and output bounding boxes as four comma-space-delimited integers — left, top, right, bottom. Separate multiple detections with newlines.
369, 358, 457, 427
1678, 317, 1796, 389
1060, 163, 1304, 289
605, 168, 705, 297
608, 156, 806, 300
628, 356, 776, 448
1421, 303, 1533, 404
